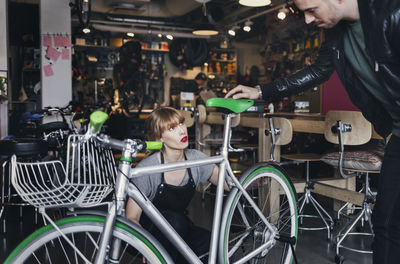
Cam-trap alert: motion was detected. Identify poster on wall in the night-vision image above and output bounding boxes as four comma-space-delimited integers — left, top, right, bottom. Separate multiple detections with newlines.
42, 33, 71, 79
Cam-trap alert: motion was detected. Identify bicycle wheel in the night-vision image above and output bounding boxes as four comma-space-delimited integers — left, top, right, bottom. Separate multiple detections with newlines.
220, 164, 298, 264
5, 215, 172, 264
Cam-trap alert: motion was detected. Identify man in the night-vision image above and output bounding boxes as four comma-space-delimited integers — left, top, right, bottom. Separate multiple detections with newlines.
195, 72, 216, 105
225, 0, 400, 263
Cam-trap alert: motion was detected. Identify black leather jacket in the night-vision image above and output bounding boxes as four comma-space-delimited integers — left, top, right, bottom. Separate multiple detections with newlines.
261, 0, 400, 138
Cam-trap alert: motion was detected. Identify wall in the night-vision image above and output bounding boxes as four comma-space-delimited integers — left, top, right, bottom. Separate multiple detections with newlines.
0, 0, 8, 138
322, 71, 359, 113
40, 0, 72, 108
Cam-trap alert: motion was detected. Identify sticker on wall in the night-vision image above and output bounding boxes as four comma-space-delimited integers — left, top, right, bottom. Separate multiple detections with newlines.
61, 49, 70, 60
43, 35, 52, 47
43, 65, 54, 77
46, 47, 61, 62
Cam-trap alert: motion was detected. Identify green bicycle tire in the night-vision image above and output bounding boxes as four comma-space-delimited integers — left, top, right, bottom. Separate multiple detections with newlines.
219, 165, 298, 264
5, 215, 171, 264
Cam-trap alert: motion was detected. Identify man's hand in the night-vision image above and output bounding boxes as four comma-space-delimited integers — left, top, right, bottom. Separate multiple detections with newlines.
224, 85, 259, 99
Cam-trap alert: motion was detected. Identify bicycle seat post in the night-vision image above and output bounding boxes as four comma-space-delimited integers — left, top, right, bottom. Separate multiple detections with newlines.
208, 112, 233, 263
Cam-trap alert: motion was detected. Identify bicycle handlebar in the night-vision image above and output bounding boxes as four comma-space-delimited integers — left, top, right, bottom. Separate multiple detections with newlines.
87, 110, 162, 154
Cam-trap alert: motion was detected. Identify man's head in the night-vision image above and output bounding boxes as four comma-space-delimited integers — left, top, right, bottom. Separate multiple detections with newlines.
195, 72, 207, 86
294, 0, 358, 29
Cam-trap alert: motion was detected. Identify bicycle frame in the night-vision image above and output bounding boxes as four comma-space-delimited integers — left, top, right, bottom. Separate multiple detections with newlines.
96, 113, 279, 264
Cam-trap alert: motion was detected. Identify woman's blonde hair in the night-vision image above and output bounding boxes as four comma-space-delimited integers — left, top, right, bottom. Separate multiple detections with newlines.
146, 107, 185, 141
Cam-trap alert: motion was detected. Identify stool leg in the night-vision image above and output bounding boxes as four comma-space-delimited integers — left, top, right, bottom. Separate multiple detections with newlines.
336, 207, 365, 255
309, 195, 333, 239
298, 161, 333, 239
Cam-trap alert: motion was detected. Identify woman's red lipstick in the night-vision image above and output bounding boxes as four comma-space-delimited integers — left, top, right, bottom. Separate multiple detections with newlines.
181, 136, 188, 143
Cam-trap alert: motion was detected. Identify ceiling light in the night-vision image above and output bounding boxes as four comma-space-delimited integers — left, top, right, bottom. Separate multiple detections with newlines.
126, 32, 134, 37
277, 7, 289, 20
82, 27, 91, 34
228, 25, 240, 37
166, 34, 173, 40
239, 0, 271, 7
192, 24, 219, 36
243, 21, 253, 32
157, 33, 162, 38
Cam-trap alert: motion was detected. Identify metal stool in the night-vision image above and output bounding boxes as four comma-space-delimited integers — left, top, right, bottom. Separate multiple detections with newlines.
334, 171, 376, 264
282, 155, 334, 239
0, 138, 49, 233
322, 110, 381, 264
266, 117, 333, 239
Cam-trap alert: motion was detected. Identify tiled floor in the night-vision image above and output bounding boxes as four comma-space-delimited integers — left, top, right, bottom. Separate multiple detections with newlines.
1, 191, 373, 263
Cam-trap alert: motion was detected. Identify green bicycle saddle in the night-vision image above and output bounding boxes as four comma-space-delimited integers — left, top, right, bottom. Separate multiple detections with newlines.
206, 98, 254, 113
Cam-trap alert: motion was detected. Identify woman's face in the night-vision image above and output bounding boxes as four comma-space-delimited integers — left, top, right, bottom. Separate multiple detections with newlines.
160, 122, 188, 150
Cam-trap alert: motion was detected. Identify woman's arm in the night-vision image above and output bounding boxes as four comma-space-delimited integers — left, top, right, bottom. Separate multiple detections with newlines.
126, 197, 143, 225
208, 165, 230, 191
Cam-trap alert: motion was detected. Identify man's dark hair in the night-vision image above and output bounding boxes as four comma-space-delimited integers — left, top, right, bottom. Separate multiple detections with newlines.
195, 72, 207, 81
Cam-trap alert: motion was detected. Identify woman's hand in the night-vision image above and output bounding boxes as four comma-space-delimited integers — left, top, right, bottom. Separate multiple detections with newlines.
224, 85, 259, 99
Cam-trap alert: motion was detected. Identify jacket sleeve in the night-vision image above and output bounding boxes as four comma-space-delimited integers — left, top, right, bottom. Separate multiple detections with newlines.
261, 32, 336, 100
387, 8, 400, 60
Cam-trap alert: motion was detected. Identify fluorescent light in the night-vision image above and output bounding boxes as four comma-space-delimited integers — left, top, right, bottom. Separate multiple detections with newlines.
239, 0, 271, 7
228, 29, 236, 36
126, 32, 134, 37
166, 34, 173, 40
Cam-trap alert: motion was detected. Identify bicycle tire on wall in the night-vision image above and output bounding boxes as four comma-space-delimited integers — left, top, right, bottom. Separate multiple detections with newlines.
5, 215, 172, 264
219, 164, 298, 264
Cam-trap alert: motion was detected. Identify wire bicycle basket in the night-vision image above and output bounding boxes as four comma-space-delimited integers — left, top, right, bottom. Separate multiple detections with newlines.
11, 134, 116, 208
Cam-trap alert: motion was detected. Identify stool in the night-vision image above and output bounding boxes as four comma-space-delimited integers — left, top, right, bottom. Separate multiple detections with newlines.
322, 110, 381, 263
281, 153, 334, 239
265, 116, 333, 239
0, 138, 49, 233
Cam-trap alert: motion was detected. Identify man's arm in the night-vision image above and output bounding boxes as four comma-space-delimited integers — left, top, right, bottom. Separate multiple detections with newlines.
260, 37, 335, 100
226, 31, 336, 100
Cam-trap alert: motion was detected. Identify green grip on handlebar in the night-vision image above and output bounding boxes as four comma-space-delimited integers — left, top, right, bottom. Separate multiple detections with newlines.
89, 111, 108, 134
145, 141, 163, 150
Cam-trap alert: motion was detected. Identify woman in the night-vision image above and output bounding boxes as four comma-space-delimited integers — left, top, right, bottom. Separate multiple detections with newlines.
126, 107, 225, 262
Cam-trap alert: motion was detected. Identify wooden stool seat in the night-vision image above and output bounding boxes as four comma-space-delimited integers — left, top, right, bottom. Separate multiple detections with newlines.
281, 153, 321, 162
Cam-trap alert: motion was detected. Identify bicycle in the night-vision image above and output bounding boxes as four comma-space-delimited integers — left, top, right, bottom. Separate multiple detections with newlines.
5, 98, 298, 264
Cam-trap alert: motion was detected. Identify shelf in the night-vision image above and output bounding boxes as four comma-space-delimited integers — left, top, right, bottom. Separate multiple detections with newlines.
211, 48, 235, 52
142, 48, 169, 52
73, 45, 118, 50
209, 59, 236, 62
208, 73, 236, 76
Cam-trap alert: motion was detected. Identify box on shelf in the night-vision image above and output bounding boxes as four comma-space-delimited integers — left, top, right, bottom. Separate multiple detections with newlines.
110, 38, 123, 47
180, 92, 195, 108
75, 38, 86, 46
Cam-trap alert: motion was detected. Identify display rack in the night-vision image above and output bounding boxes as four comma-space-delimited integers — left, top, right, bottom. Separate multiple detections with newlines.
207, 47, 237, 96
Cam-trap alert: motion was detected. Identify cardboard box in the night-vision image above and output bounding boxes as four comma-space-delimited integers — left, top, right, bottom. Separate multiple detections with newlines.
75, 38, 86, 46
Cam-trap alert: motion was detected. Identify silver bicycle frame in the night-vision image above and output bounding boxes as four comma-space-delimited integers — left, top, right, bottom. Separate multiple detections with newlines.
96, 113, 279, 264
